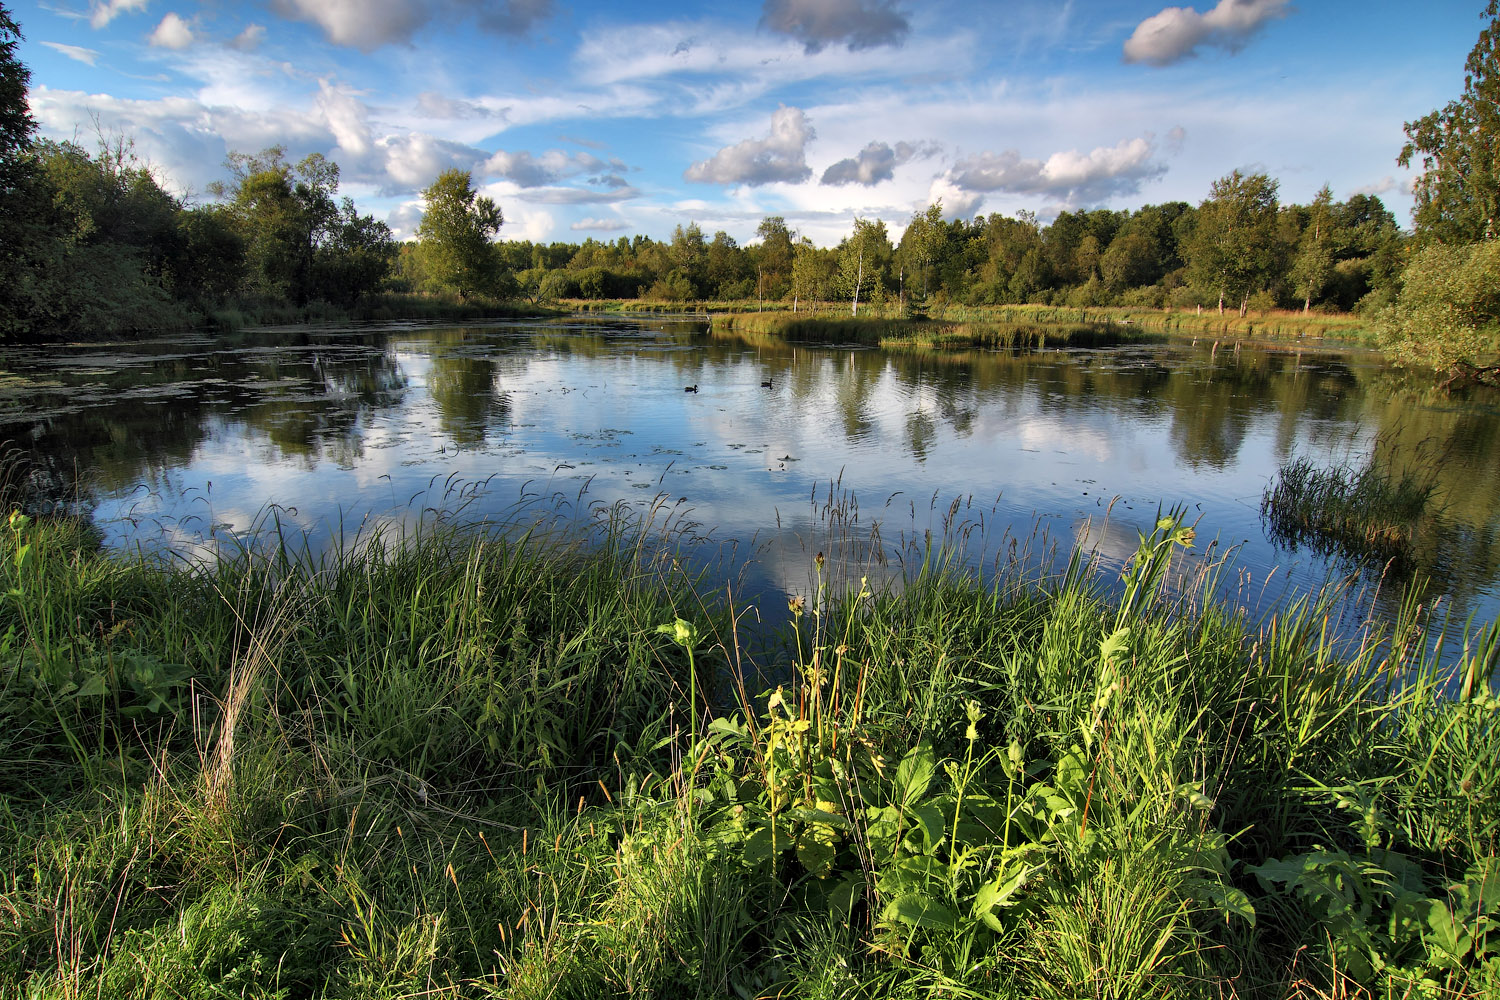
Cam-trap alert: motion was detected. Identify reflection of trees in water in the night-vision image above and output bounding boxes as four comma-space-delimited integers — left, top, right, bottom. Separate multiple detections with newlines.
235, 342, 407, 463
428, 350, 511, 445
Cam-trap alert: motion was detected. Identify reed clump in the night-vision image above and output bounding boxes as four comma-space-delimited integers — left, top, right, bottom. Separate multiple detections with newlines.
0, 504, 1495, 998
1262, 454, 1440, 564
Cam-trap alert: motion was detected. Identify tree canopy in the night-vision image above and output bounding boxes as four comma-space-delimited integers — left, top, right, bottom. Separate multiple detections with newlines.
1400, 1, 1500, 241
416, 169, 503, 300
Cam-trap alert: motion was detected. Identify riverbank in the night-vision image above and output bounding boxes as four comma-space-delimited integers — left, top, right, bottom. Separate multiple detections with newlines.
1, 506, 1494, 998
706, 303, 1374, 351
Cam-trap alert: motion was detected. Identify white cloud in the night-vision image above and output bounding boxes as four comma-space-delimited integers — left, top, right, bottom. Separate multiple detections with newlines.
271, 0, 554, 51
40, 42, 101, 66
942, 136, 1165, 207
926, 177, 984, 221
499, 204, 556, 242
685, 105, 814, 186
148, 13, 195, 50
89, 0, 147, 29
315, 79, 373, 158
228, 23, 267, 51
371, 132, 486, 190
759, 0, 910, 52
482, 149, 621, 187
1123, 0, 1292, 67
821, 139, 936, 186
571, 217, 629, 232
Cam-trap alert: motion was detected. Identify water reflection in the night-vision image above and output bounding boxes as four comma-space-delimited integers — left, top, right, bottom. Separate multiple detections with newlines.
2, 316, 1499, 650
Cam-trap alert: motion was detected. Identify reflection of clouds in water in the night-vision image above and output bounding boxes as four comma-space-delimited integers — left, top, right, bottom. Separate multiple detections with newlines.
33, 321, 1500, 661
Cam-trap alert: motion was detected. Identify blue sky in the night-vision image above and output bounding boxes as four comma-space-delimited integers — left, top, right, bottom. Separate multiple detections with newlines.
11, 0, 1485, 245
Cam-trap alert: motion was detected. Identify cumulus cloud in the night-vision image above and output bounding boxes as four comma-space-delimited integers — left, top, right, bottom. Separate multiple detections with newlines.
482, 149, 620, 187
517, 185, 641, 205
821, 139, 936, 186
40, 41, 101, 65
372, 132, 487, 190
272, 0, 554, 51
89, 0, 147, 29
229, 24, 267, 50
760, 0, 909, 52
684, 105, 814, 186
1123, 0, 1291, 66
571, 217, 629, 231
943, 136, 1165, 206
149, 13, 196, 50
926, 177, 985, 220
316, 79, 373, 158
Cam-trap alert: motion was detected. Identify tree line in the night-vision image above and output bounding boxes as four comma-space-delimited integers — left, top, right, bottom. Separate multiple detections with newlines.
428, 178, 1402, 321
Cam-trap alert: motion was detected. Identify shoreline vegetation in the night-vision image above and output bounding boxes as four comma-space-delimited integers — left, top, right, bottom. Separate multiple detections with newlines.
2, 498, 1496, 998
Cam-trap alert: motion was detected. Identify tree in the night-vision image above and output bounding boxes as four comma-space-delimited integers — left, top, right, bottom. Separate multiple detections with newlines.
898, 203, 946, 304
0, 2, 33, 192
754, 216, 794, 303
1291, 185, 1335, 313
211, 147, 382, 305
791, 236, 820, 311
1186, 170, 1281, 315
839, 217, 891, 316
0, 3, 45, 337
417, 168, 503, 299
1399, 2, 1500, 241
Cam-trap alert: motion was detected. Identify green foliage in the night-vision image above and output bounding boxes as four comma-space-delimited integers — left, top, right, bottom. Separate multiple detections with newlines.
1187, 170, 1282, 316
1379, 240, 1500, 376
417, 168, 504, 299
1401, 2, 1500, 241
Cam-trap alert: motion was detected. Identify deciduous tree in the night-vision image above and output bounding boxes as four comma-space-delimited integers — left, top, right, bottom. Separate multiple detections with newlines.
1400, 1, 1500, 241
1186, 170, 1281, 315
417, 168, 503, 299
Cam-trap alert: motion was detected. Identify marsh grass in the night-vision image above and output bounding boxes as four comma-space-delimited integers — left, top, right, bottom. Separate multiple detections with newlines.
0, 494, 1496, 997
1262, 453, 1440, 566
711, 310, 1149, 351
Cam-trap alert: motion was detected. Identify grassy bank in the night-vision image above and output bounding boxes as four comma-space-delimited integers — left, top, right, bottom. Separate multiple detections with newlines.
703, 303, 1371, 351
207, 293, 562, 332
710, 311, 1150, 350
0, 509, 1496, 998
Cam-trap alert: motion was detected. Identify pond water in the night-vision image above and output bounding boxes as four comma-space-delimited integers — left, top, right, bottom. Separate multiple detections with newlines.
6, 315, 1500, 655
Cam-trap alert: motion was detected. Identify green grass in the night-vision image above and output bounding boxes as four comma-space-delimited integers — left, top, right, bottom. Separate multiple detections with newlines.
711, 311, 1151, 350
0, 505, 1496, 998
208, 292, 561, 332
1261, 454, 1441, 567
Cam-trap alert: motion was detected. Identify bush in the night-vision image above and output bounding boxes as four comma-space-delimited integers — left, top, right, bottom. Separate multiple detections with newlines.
1379, 240, 1500, 375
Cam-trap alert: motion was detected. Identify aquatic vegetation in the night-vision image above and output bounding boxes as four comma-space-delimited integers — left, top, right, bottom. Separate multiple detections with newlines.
1261, 452, 1440, 565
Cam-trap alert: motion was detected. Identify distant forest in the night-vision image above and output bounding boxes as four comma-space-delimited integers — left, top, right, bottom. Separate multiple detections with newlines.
2, 1, 1499, 380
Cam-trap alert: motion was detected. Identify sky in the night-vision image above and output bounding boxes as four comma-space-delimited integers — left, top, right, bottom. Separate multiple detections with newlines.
10, 0, 1487, 246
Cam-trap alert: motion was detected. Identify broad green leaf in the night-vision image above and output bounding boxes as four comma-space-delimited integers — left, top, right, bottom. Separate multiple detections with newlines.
795, 824, 838, 877
895, 743, 935, 805
910, 802, 945, 852
1196, 882, 1256, 927
886, 893, 958, 931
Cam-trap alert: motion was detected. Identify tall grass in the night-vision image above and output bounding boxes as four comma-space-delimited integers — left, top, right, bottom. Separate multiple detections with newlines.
1262, 453, 1440, 566
711, 311, 1149, 350
0, 500, 1495, 997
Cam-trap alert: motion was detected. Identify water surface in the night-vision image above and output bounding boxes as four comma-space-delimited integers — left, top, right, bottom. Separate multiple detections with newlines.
6, 315, 1500, 652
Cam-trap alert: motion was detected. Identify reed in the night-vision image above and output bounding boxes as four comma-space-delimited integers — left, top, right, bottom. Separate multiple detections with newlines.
1261, 454, 1439, 565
